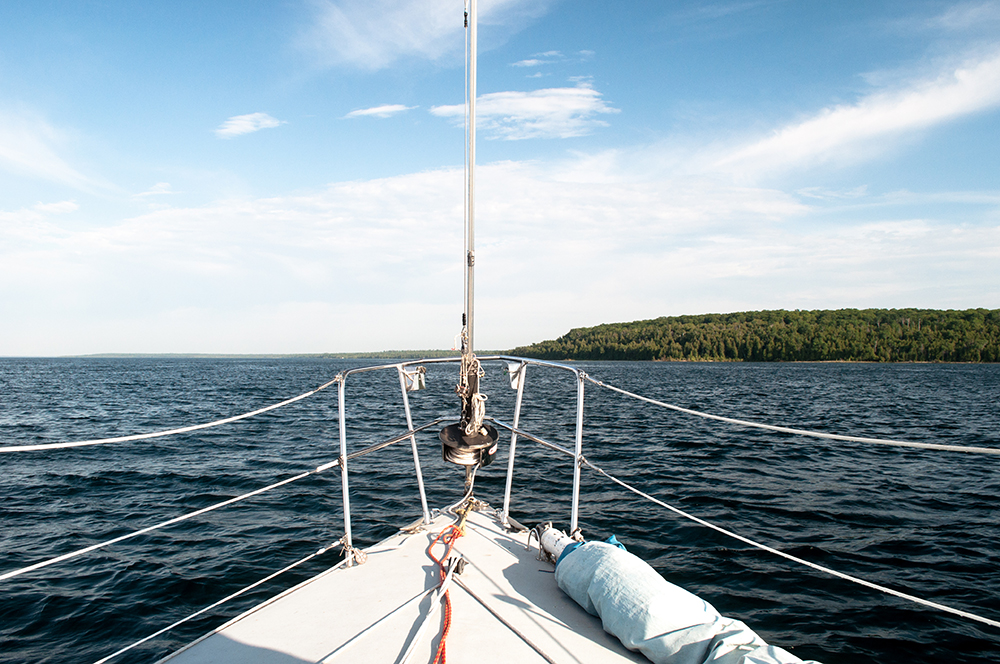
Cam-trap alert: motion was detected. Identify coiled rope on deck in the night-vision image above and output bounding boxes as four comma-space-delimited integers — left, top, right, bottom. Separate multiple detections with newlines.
585, 375, 1000, 455
0, 376, 341, 453
582, 456, 1000, 630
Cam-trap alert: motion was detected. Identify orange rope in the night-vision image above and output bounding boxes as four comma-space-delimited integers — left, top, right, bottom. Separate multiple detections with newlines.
428, 524, 463, 664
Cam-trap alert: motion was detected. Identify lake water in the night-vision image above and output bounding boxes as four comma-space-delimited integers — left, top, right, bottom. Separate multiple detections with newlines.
1, 358, 998, 663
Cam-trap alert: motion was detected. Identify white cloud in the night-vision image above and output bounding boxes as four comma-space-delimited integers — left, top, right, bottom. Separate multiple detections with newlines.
33, 200, 79, 214
134, 182, 174, 197
0, 111, 98, 190
796, 185, 869, 200
2, 150, 997, 354
931, 1, 1000, 30
344, 104, 416, 118
430, 84, 620, 139
299, 0, 554, 71
512, 50, 584, 68
715, 51, 1000, 179
215, 113, 286, 139
0, 157, 812, 354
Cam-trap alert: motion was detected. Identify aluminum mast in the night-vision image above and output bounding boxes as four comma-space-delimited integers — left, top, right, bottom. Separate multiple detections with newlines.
440, 0, 498, 476
465, 0, 477, 354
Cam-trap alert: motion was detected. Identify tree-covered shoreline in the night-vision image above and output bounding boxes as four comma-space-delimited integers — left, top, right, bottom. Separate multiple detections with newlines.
511, 309, 1000, 362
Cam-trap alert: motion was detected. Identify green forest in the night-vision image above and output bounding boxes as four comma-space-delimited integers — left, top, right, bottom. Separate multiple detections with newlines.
511, 309, 1000, 362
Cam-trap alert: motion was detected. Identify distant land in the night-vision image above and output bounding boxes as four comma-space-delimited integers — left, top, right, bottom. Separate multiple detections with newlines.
69, 309, 1000, 363
511, 309, 1000, 362
76, 350, 469, 360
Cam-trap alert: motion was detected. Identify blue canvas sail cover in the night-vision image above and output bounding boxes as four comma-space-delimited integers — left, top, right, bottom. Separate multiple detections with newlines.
554, 541, 822, 664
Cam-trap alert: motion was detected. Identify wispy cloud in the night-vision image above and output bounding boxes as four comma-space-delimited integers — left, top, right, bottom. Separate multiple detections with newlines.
6, 152, 997, 354
215, 112, 286, 139
134, 182, 175, 197
0, 158, 809, 353
33, 200, 80, 214
796, 185, 869, 201
664, 0, 775, 24
511, 50, 593, 71
931, 1, 1000, 30
0, 111, 99, 190
715, 51, 1000, 178
300, 0, 554, 71
430, 84, 619, 139
0, 200, 78, 245
344, 104, 416, 118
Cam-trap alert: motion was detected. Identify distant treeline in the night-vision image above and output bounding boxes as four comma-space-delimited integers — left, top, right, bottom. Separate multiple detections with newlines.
510, 309, 1000, 362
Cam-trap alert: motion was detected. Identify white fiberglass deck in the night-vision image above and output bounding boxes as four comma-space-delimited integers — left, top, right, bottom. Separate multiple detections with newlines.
161, 508, 646, 664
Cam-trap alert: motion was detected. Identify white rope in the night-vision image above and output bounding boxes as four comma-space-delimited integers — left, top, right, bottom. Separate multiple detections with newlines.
398, 556, 460, 664
466, 391, 487, 436
586, 375, 1000, 456
0, 459, 340, 584
0, 377, 341, 453
457, 353, 488, 436
92, 540, 341, 664
582, 457, 1000, 630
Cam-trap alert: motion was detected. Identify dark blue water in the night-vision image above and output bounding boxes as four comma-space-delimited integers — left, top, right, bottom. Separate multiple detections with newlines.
1, 358, 998, 663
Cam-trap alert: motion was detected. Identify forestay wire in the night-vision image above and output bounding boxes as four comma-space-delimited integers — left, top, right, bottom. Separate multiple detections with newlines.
0, 376, 341, 454
585, 375, 1000, 455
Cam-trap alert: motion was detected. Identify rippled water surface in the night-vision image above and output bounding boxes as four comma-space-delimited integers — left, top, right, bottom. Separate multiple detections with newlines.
1, 358, 998, 663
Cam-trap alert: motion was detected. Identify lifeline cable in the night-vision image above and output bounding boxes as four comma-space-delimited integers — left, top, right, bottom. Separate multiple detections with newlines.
586, 374, 1000, 455
489, 413, 1000, 629
92, 540, 341, 664
0, 458, 340, 583
582, 456, 1000, 630
1, 418, 443, 584
0, 376, 341, 453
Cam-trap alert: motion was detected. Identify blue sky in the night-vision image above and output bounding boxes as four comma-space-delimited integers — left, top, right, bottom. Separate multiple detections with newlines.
2, 0, 999, 355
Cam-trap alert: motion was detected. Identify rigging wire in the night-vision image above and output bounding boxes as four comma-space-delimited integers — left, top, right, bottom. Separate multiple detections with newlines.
444, 463, 479, 515
91, 540, 341, 664
0, 459, 340, 584
581, 456, 1000, 631
2, 418, 444, 585
0, 376, 341, 454
488, 416, 1000, 630
585, 374, 1000, 455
